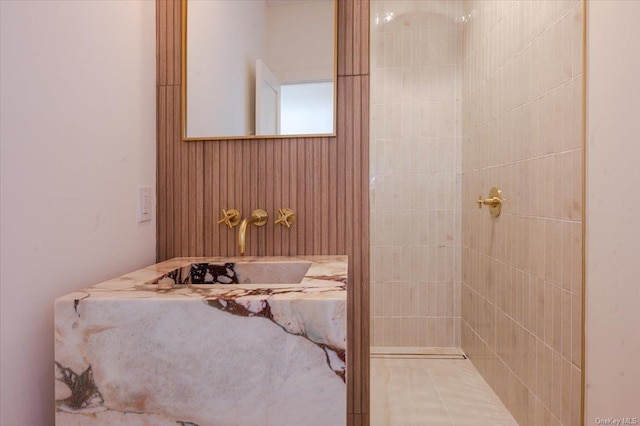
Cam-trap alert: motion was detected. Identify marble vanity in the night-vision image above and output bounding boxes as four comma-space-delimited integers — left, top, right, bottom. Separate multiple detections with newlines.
54, 256, 347, 426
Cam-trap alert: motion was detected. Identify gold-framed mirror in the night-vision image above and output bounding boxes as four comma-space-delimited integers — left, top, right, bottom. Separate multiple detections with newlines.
181, 0, 337, 141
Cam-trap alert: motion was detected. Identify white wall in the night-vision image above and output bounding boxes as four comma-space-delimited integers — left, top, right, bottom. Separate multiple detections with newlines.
0, 1, 156, 424
187, 0, 267, 137
586, 0, 640, 422
281, 82, 334, 134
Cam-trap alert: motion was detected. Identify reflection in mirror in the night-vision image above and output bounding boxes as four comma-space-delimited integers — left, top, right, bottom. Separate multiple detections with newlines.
183, 0, 336, 140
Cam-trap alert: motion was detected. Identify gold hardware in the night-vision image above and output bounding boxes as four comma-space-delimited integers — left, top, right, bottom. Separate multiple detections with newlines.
476, 186, 502, 217
274, 208, 296, 228
217, 209, 241, 228
238, 209, 268, 255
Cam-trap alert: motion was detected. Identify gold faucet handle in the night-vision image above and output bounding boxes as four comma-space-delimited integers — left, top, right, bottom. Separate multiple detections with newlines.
217, 209, 241, 228
275, 208, 296, 228
477, 196, 501, 208
476, 187, 502, 217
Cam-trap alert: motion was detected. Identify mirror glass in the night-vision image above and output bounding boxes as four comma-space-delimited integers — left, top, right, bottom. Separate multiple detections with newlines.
183, 0, 336, 140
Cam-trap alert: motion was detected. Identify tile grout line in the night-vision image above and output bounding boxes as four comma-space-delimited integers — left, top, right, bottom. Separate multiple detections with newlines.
426, 363, 458, 426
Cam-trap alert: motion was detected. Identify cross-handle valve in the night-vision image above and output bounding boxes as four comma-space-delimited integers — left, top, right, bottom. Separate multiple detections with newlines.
476, 196, 501, 208
275, 208, 296, 228
217, 209, 241, 228
476, 187, 502, 217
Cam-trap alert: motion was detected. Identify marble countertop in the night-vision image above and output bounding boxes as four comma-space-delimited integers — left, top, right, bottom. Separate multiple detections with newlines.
57, 255, 348, 302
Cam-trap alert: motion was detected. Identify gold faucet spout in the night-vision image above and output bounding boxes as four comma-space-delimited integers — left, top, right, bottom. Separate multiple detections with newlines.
237, 209, 268, 255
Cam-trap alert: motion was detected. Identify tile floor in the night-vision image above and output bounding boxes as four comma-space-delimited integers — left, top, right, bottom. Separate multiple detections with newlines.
370, 355, 519, 426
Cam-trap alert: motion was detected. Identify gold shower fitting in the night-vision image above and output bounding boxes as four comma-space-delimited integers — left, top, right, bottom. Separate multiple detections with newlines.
237, 209, 268, 255
217, 209, 241, 228
275, 208, 296, 228
477, 186, 502, 217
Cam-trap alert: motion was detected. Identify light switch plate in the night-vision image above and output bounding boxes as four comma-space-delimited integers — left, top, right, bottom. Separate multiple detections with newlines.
138, 187, 152, 223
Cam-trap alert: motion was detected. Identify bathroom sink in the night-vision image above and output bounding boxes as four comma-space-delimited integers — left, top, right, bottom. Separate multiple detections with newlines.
55, 256, 346, 425
154, 259, 313, 285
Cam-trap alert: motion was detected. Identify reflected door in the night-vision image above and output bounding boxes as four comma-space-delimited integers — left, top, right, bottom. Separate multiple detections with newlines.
255, 59, 281, 135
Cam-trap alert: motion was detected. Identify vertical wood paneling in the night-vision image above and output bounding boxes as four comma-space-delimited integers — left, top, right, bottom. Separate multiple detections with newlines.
328, 138, 337, 255
166, 0, 175, 85
203, 143, 214, 255
264, 140, 275, 254
304, 140, 314, 254
352, 75, 363, 415
352, 0, 362, 75
336, 77, 347, 255
281, 141, 290, 255
178, 86, 189, 255
359, 76, 370, 411
157, 87, 167, 261
321, 140, 329, 254
341, 0, 354, 76
220, 142, 230, 254
289, 141, 298, 254
274, 141, 282, 254
173, 0, 181, 84
157, 0, 167, 85
165, 86, 174, 259
359, 1, 370, 74
255, 141, 265, 252
156, 0, 370, 423
296, 139, 306, 252
337, 0, 347, 77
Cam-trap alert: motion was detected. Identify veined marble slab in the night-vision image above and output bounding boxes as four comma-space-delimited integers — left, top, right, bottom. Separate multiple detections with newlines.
54, 256, 347, 426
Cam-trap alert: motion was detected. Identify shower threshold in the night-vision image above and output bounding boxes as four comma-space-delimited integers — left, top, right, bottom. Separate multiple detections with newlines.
371, 346, 467, 359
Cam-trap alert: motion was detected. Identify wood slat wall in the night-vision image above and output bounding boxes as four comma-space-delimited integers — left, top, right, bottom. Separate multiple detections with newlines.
156, 1, 370, 423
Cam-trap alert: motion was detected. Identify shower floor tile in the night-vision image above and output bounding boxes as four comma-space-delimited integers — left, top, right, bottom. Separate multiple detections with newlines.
370, 357, 518, 426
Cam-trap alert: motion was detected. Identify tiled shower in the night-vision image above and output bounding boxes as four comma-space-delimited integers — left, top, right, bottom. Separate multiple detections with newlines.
370, 0, 584, 424
370, 0, 463, 349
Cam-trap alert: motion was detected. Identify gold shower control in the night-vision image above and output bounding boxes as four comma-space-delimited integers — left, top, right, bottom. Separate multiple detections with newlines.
477, 187, 502, 217
275, 208, 296, 228
217, 209, 241, 228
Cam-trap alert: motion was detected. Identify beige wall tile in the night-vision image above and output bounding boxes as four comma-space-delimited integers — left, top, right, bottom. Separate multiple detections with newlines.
571, 363, 581, 426
571, 4, 583, 78
370, 0, 463, 347
372, 317, 385, 347
461, 1, 584, 424
571, 294, 582, 368
372, 281, 384, 317
561, 357, 572, 426
375, 0, 583, 422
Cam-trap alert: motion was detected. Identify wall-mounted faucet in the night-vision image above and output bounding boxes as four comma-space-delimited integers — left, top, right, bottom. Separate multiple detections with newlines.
238, 209, 268, 255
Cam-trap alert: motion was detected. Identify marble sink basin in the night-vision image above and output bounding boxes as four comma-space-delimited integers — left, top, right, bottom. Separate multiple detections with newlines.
153, 259, 313, 285
54, 255, 347, 426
